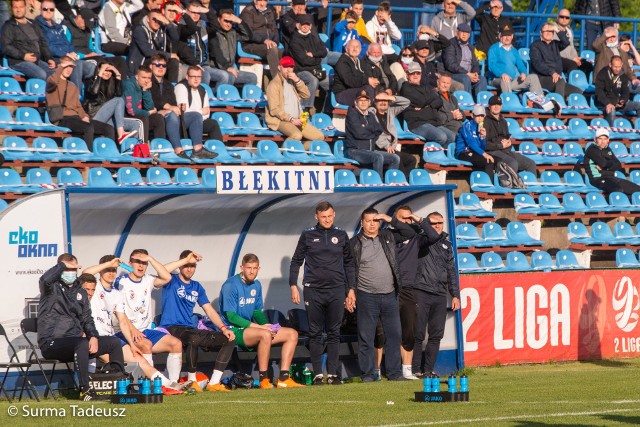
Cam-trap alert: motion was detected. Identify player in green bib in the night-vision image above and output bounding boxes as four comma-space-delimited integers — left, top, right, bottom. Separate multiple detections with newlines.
219, 253, 304, 389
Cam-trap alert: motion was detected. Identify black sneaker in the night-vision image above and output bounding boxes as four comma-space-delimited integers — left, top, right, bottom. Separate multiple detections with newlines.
326, 375, 342, 385
80, 389, 96, 401
191, 149, 217, 160
312, 374, 324, 385
176, 151, 193, 162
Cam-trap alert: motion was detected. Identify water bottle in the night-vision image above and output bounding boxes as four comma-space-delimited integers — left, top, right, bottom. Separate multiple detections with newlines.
140, 377, 151, 395
459, 375, 469, 393
303, 368, 313, 385
422, 375, 432, 393
447, 374, 457, 393
431, 374, 440, 393
116, 379, 128, 395
153, 377, 162, 394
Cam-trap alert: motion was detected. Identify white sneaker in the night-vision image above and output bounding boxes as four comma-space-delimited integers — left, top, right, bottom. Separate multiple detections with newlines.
403, 373, 420, 380
167, 380, 194, 392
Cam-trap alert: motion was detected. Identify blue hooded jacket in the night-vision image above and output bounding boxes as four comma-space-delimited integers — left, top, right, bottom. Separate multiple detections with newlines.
36, 16, 76, 59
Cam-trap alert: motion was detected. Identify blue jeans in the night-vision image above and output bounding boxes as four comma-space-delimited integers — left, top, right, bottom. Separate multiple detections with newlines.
206, 66, 257, 88
585, 21, 605, 51
346, 148, 400, 179
11, 60, 54, 80
452, 73, 488, 98
298, 71, 330, 109
357, 290, 402, 380
93, 97, 125, 130
410, 123, 456, 145
165, 111, 205, 149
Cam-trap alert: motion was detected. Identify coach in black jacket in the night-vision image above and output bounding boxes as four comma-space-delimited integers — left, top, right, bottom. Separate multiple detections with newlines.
349, 208, 405, 382
38, 253, 124, 400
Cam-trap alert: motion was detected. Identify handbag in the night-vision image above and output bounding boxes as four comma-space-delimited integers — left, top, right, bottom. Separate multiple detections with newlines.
311, 67, 327, 81
47, 81, 68, 125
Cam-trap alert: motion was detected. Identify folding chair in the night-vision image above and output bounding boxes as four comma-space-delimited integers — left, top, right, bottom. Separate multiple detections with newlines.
20, 318, 78, 399
0, 323, 39, 402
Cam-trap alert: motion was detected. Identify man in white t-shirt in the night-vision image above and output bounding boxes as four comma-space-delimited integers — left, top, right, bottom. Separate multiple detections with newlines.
82, 255, 192, 395
112, 248, 185, 385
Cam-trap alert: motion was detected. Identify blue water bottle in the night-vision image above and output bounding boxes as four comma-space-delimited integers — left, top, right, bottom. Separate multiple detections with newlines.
422, 375, 432, 392
447, 374, 457, 393
140, 377, 151, 395
459, 375, 469, 393
117, 379, 128, 395
153, 377, 162, 394
431, 374, 440, 393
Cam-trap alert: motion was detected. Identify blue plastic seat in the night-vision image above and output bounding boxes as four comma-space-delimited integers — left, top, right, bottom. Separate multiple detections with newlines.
563, 142, 585, 164
567, 93, 600, 115
531, 251, 554, 271
257, 140, 291, 164
520, 118, 546, 139
150, 138, 191, 164
581, 49, 595, 62
507, 221, 543, 245
518, 47, 530, 63
542, 141, 575, 164
629, 142, 640, 164
237, 41, 261, 60
518, 141, 545, 164
179, 139, 217, 165
24, 78, 46, 101
614, 222, 640, 244
282, 140, 314, 163
15, 107, 66, 131
409, 169, 433, 185
0, 199, 8, 211
476, 90, 493, 106
585, 191, 617, 212
330, 92, 348, 110
174, 167, 202, 187
62, 137, 101, 162
590, 221, 615, 243
539, 170, 572, 193
0, 168, 33, 193
567, 221, 595, 243
470, 171, 504, 193
311, 113, 344, 138
609, 192, 640, 212
308, 140, 343, 164
237, 112, 277, 136
119, 138, 151, 163
505, 251, 532, 271
616, 248, 640, 268
93, 137, 136, 163
333, 140, 358, 164
384, 169, 408, 185
556, 250, 584, 269
500, 92, 531, 113
457, 192, 496, 218
480, 252, 505, 271
612, 118, 639, 140
201, 168, 217, 189
117, 167, 145, 186
481, 221, 510, 245
458, 253, 481, 272
146, 167, 173, 186
56, 168, 85, 186
87, 167, 117, 188
544, 116, 573, 139
211, 112, 240, 135
241, 84, 267, 107
26, 168, 54, 188
214, 84, 244, 108
568, 69, 594, 92
568, 118, 593, 140
538, 193, 565, 212
562, 193, 590, 213
0, 77, 30, 102
456, 223, 488, 248
359, 169, 383, 185
423, 142, 455, 166
514, 193, 539, 214
334, 169, 357, 186
2, 136, 40, 161
454, 90, 475, 111
203, 140, 248, 164
563, 171, 589, 193
608, 141, 629, 161
447, 142, 472, 165
518, 171, 543, 193
629, 170, 640, 185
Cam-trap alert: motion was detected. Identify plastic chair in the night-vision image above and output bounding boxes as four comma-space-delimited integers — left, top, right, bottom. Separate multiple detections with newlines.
2, 136, 39, 161
333, 140, 358, 164
308, 140, 343, 164
0, 199, 8, 212
150, 138, 191, 164
476, 90, 493, 106
211, 112, 240, 135
538, 193, 565, 212
174, 167, 202, 187
612, 118, 639, 140
454, 90, 475, 111
542, 141, 576, 165
616, 248, 640, 268
359, 169, 383, 185
562, 193, 590, 213
505, 251, 532, 271
384, 169, 408, 185
470, 171, 503, 193
518, 171, 543, 193
456, 223, 487, 248
25, 78, 46, 100
0, 168, 33, 193
531, 251, 554, 271
93, 137, 136, 163
585, 191, 617, 212
146, 167, 173, 186
56, 168, 85, 186
237, 112, 277, 136
201, 168, 217, 188
282, 140, 314, 163
590, 221, 615, 243
87, 167, 117, 188
556, 250, 584, 269
117, 167, 145, 186
518, 141, 545, 164
563, 142, 585, 165
62, 137, 101, 162
567, 94, 600, 115
119, 138, 152, 164
311, 113, 344, 137
581, 49, 595, 62
514, 193, 539, 213
480, 252, 505, 271
256, 140, 291, 164
458, 253, 481, 272
0, 77, 29, 101
457, 193, 496, 217
609, 192, 640, 212
25, 168, 54, 187
568, 69, 594, 92
334, 169, 357, 186
539, 170, 571, 193
409, 169, 433, 185
500, 92, 531, 113
241, 84, 267, 107
481, 222, 509, 244
506, 221, 543, 245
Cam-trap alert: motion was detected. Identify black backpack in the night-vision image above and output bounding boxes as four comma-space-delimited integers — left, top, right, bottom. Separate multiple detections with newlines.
497, 161, 526, 189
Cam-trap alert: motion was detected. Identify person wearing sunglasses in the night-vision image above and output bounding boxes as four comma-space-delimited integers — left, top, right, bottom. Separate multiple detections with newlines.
553, 9, 594, 76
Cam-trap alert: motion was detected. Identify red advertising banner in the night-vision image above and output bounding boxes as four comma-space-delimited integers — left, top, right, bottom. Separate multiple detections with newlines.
460, 270, 640, 366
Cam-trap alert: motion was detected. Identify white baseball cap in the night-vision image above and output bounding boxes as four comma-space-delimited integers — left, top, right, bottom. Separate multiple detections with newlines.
595, 128, 610, 138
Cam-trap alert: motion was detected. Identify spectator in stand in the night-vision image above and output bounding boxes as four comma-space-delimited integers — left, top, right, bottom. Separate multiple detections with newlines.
289, 14, 329, 113
553, 9, 594, 76
339, 0, 372, 44
484, 95, 536, 174
128, 10, 180, 81
529, 23, 583, 99
98, 0, 138, 56
207, 9, 258, 87
474, 0, 511, 57
399, 62, 455, 145
265, 56, 324, 145
37, 0, 96, 91
85, 61, 139, 145
345, 90, 400, 178
487, 26, 544, 95
573, 0, 620, 51
332, 10, 362, 54
333, 39, 375, 106
436, 73, 464, 136
1, 0, 55, 80
442, 22, 487, 98
177, 1, 219, 86
594, 55, 640, 125
455, 105, 495, 179
389, 45, 414, 87
365, 2, 401, 61
131, 0, 164, 27
123, 65, 167, 144
412, 38, 445, 89
240, 0, 282, 80
593, 26, 639, 88
432, 0, 476, 41
618, 34, 640, 93
281, 0, 312, 52
46, 56, 115, 148
174, 66, 221, 159
584, 128, 640, 195
363, 43, 398, 95
372, 91, 416, 177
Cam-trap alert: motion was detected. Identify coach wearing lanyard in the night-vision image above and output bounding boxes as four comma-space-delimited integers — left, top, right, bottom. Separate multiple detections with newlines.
289, 201, 356, 385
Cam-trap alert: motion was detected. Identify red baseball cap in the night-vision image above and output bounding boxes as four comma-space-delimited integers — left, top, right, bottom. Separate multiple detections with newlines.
279, 56, 295, 67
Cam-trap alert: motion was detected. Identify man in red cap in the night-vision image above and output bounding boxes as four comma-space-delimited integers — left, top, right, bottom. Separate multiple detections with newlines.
265, 56, 324, 145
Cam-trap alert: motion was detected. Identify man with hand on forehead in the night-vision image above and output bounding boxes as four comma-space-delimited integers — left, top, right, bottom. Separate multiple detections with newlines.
161, 250, 236, 393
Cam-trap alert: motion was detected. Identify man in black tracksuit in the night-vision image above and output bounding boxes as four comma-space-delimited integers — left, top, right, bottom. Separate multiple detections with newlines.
388, 205, 439, 379
412, 212, 460, 377
289, 201, 356, 385
37, 253, 125, 400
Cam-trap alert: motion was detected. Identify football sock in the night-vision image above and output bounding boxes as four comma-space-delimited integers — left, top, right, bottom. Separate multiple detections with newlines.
166, 353, 182, 382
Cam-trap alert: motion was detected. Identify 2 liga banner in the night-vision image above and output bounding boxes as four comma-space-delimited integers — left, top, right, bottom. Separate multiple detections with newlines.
460, 270, 640, 366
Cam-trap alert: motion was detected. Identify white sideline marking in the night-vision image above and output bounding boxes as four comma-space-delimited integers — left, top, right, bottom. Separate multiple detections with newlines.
185, 400, 366, 405
376, 407, 640, 427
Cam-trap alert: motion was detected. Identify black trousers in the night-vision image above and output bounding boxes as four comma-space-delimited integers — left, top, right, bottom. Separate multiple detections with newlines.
203, 118, 223, 142
242, 43, 282, 79
166, 326, 235, 373
411, 290, 447, 375
561, 57, 594, 77
41, 336, 124, 392
59, 116, 114, 150
456, 149, 496, 180
303, 286, 345, 376
131, 113, 166, 143
101, 42, 129, 57
374, 287, 419, 351
590, 176, 640, 196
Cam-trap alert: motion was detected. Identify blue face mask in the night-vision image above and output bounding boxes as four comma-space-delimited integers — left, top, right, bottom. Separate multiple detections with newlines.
61, 271, 77, 284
